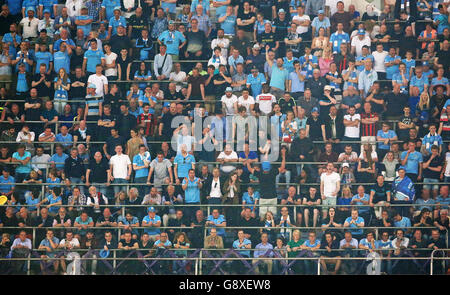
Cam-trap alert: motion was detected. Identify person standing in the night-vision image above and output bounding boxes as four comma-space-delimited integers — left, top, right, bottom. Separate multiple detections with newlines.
182, 169, 203, 223
320, 162, 341, 220
108, 145, 132, 197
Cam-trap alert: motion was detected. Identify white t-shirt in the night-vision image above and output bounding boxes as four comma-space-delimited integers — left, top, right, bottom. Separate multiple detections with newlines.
256, 93, 277, 115
217, 151, 238, 173
320, 172, 341, 197
169, 71, 187, 91
20, 17, 39, 39
343, 113, 361, 138
351, 36, 371, 57
104, 52, 118, 77
109, 154, 131, 179
211, 38, 230, 58
221, 94, 238, 115
66, 0, 83, 18
372, 51, 388, 73
237, 95, 255, 114
87, 74, 108, 97
292, 14, 310, 35
59, 238, 80, 248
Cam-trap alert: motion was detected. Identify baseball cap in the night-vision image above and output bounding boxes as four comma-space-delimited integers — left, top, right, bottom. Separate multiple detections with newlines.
253, 44, 261, 50
26, 7, 35, 13
251, 65, 258, 71
278, 8, 286, 14
318, 9, 324, 14
324, 85, 332, 91
261, 161, 271, 171
43, 8, 51, 14
87, 83, 96, 89
422, 61, 429, 67
342, 163, 349, 168
311, 107, 319, 113
147, 206, 156, 213
225, 87, 233, 92
358, 29, 366, 35
168, 20, 175, 25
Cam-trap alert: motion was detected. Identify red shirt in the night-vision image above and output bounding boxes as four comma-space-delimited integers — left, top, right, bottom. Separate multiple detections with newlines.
360, 111, 378, 137
137, 112, 157, 137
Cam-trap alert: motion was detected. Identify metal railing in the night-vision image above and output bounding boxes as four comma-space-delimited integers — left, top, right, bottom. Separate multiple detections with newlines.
1, 246, 448, 275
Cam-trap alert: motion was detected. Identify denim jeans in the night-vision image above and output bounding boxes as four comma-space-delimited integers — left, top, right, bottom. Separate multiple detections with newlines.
423, 178, 439, 191
134, 177, 148, 197
53, 99, 67, 115
276, 170, 291, 188
113, 178, 129, 196
70, 177, 85, 194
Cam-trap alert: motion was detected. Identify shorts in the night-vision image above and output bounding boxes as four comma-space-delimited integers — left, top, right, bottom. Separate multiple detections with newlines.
322, 197, 337, 212
423, 178, 439, 191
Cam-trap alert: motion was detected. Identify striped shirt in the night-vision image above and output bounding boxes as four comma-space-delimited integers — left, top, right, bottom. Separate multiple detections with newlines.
440, 111, 450, 134
85, 94, 103, 117
360, 111, 378, 137
137, 112, 157, 137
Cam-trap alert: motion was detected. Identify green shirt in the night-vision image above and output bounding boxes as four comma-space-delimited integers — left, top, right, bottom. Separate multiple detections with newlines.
287, 239, 304, 258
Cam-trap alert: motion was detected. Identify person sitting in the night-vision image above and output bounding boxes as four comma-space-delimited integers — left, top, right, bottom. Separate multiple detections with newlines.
391, 167, 415, 216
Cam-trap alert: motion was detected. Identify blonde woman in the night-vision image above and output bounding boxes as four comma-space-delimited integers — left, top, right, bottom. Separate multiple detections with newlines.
319, 47, 333, 77
336, 185, 353, 222
281, 111, 298, 146
415, 91, 439, 125
261, 211, 276, 240
311, 27, 329, 57
53, 68, 71, 114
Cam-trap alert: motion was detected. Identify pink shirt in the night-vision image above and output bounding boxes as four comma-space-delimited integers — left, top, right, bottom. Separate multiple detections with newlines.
319, 58, 333, 77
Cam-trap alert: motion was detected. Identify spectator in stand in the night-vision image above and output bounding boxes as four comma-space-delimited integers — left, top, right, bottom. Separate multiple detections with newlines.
320, 162, 341, 220
63, 148, 86, 194
422, 145, 443, 198
109, 145, 132, 197
400, 141, 423, 182
343, 208, 365, 240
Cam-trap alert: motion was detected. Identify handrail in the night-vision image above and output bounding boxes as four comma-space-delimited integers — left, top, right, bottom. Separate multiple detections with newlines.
1, 180, 449, 187
4, 247, 444, 252
3, 203, 449, 208
0, 225, 438, 230
429, 249, 447, 275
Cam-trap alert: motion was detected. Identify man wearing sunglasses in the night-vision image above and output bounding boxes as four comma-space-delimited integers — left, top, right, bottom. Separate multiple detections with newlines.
19, 7, 39, 40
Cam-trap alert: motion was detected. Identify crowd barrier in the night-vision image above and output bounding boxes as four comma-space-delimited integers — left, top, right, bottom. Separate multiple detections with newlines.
0, 244, 448, 275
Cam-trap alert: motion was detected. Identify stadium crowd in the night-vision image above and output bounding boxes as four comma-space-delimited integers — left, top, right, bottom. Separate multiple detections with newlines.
0, 0, 448, 275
